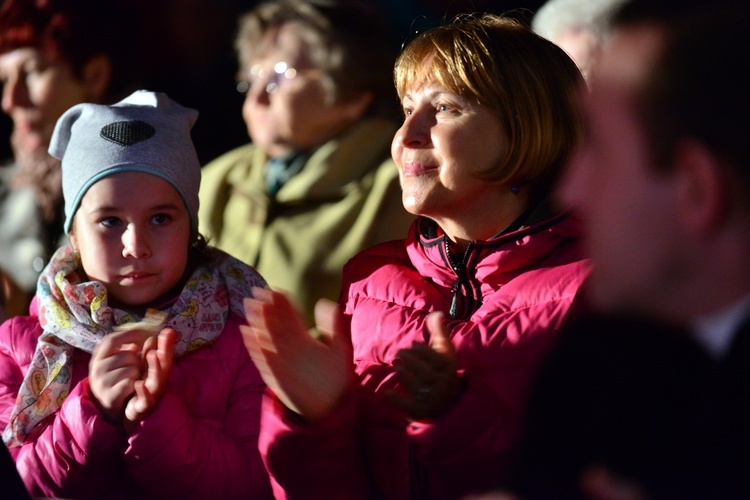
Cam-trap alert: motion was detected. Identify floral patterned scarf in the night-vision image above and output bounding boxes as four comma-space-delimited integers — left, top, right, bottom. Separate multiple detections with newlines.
3, 244, 266, 447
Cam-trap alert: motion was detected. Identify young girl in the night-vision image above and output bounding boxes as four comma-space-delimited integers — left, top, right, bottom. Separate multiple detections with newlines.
0, 90, 272, 498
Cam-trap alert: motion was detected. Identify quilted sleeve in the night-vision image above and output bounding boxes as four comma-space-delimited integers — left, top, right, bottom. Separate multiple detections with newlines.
1, 317, 128, 498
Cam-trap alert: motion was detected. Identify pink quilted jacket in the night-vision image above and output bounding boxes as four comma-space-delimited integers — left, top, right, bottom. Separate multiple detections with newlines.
0, 312, 272, 499
260, 212, 591, 499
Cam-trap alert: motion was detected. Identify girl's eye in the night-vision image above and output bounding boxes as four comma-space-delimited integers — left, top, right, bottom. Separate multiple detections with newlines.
100, 217, 121, 228
402, 107, 413, 117
152, 214, 170, 225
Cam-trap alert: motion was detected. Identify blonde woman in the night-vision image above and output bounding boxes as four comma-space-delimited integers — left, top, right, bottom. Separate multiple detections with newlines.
244, 14, 589, 499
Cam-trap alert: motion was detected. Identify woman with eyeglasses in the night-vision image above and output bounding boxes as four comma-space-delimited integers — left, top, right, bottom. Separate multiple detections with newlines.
243, 13, 590, 499
198, 0, 414, 323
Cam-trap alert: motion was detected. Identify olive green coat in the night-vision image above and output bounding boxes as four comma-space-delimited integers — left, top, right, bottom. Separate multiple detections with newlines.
198, 118, 414, 321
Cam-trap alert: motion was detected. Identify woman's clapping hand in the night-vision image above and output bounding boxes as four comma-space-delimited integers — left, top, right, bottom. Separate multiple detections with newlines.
242, 288, 353, 422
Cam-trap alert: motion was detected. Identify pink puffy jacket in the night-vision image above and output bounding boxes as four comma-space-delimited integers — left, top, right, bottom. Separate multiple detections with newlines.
0, 312, 272, 499
260, 212, 591, 499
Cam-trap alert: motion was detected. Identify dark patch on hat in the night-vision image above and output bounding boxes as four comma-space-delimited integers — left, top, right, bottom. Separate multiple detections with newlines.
100, 120, 156, 146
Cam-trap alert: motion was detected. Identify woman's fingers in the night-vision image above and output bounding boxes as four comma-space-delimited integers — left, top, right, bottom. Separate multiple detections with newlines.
426, 311, 455, 359
391, 314, 460, 420
241, 292, 354, 421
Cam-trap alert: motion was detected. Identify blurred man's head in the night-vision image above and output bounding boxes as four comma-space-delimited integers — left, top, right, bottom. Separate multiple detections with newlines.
532, 0, 626, 80
559, 0, 750, 322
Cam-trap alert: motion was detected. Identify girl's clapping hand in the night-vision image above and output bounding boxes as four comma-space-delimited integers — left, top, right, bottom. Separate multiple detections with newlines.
124, 328, 177, 429
89, 329, 152, 423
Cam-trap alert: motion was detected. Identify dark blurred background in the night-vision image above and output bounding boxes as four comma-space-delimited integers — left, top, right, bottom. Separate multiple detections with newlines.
0, 0, 546, 166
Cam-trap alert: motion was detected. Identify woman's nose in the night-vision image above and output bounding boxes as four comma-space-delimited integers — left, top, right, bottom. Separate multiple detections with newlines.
1, 74, 30, 114
244, 73, 273, 105
394, 111, 431, 149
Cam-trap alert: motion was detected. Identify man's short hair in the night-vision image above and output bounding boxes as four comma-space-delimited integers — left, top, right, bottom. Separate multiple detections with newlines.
612, 1, 750, 197
532, 0, 625, 44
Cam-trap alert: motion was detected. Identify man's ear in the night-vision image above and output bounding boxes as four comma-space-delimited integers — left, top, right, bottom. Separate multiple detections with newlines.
673, 139, 728, 237
82, 54, 113, 101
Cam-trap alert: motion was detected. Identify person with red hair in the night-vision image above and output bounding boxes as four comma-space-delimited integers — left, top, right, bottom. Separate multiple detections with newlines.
0, 0, 141, 318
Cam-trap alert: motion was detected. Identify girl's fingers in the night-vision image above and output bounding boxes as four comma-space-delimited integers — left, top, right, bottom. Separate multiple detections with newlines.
156, 328, 177, 372
96, 329, 151, 358
133, 380, 150, 414
126, 380, 151, 421
142, 334, 157, 354
143, 349, 162, 394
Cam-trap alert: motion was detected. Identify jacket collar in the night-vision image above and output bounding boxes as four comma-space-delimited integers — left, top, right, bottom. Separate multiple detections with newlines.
416, 196, 574, 250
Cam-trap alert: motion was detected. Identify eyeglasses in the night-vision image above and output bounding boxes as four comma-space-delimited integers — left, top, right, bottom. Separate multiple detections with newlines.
236, 62, 301, 95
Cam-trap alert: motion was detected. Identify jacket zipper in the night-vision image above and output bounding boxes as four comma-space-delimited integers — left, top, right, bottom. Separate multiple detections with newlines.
444, 239, 476, 319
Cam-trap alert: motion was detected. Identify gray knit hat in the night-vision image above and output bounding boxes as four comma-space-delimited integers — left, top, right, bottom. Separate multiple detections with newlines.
49, 90, 201, 234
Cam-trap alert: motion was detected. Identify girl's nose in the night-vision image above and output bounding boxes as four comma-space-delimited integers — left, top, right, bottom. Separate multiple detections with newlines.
121, 224, 152, 259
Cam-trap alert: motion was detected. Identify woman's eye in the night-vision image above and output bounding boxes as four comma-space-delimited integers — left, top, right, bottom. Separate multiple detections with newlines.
23, 60, 48, 79
402, 107, 413, 117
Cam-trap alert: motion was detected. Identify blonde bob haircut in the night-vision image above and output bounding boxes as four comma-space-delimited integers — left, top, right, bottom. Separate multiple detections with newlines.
395, 15, 584, 191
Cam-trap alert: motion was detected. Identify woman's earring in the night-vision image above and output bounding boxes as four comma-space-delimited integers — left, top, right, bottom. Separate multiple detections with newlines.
511, 185, 521, 194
